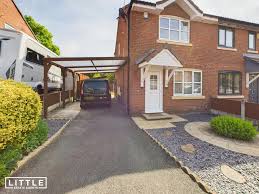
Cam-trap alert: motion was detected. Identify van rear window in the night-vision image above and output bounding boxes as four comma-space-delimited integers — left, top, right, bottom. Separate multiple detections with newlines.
83, 81, 107, 94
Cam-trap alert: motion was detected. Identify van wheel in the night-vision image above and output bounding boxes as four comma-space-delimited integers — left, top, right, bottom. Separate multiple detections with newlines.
36, 85, 43, 94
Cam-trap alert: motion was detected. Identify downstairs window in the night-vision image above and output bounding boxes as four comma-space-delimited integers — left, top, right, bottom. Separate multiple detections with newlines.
173, 70, 202, 96
218, 71, 242, 95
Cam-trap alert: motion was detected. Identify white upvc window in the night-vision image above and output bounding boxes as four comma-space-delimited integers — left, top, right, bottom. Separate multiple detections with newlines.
173, 70, 202, 96
159, 16, 190, 43
248, 32, 256, 51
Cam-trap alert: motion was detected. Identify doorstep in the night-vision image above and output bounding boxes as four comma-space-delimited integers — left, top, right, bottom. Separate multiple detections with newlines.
142, 112, 173, 120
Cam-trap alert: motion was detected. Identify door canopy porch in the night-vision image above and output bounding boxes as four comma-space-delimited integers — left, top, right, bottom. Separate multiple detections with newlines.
137, 49, 183, 87
243, 53, 259, 88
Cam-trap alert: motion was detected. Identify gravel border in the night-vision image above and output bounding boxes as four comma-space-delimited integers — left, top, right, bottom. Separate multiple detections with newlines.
46, 119, 70, 138
141, 113, 259, 194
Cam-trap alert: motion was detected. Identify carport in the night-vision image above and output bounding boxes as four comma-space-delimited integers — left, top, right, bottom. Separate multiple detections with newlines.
43, 57, 127, 118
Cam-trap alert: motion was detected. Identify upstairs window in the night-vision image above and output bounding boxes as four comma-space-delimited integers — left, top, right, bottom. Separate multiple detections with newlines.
159, 16, 190, 43
218, 27, 234, 48
248, 32, 256, 50
218, 71, 241, 95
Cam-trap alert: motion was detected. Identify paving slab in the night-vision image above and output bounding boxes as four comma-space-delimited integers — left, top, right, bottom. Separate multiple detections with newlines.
132, 114, 187, 130
48, 102, 81, 119
220, 165, 246, 184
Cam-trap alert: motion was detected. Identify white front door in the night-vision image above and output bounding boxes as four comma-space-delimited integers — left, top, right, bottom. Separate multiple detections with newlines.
145, 71, 163, 113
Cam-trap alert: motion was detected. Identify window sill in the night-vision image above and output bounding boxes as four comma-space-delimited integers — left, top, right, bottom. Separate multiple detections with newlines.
216, 95, 244, 99
217, 47, 237, 52
157, 39, 192, 47
172, 96, 205, 100
247, 50, 258, 54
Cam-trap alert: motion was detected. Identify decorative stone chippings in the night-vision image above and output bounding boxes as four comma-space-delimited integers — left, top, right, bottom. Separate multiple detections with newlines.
143, 112, 259, 194
220, 165, 246, 184
162, 130, 173, 137
181, 144, 196, 154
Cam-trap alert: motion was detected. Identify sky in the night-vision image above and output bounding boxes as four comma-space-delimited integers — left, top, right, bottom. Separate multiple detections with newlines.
14, 0, 259, 57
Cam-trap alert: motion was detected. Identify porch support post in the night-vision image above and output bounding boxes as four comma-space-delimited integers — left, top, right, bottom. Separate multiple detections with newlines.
72, 72, 76, 102
43, 61, 51, 118
246, 73, 250, 88
241, 99, 246, 120
165, 69, 169, 87
62, 68, 67, 108
141, 68, 144, 87
140, 65, 150, 88
165, 69, 174, 88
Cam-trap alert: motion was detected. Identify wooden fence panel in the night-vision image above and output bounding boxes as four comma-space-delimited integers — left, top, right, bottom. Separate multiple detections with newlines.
245, 102, 259, 120
46, 92, 61, 107
211, 98, 241, 115
63, 91, 69, 100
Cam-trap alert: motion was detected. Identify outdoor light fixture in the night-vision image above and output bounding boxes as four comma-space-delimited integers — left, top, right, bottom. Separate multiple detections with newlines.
144, 12, 149, 19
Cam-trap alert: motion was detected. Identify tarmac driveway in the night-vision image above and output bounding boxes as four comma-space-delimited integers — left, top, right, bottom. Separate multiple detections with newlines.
3, 103, 204, 194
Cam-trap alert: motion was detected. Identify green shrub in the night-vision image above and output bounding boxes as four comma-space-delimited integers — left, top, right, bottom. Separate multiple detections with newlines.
0, 145, 22, 187
0, 146, 22, 171
0, 163, 9, 187
0, 80, 42, 150
22, 119, 49, 155
210, 115, 257, 141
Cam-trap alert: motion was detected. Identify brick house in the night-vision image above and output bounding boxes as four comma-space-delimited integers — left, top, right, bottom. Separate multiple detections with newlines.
0, 0, 35, 38
114, 0, 259, 114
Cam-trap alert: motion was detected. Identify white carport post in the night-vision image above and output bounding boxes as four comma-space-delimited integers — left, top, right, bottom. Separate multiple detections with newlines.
140, 64, 150, 88
165, 68, 175, 88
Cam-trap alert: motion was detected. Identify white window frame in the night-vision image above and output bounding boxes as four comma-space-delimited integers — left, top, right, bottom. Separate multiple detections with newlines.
218, 26, 235, 48
159, 15, 190, 43
248, 32, 256, 51
173, 69, 202, 96
4, 23, 15, 30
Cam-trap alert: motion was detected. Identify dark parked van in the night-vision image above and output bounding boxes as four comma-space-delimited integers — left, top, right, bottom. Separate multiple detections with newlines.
80, 79, 111, 108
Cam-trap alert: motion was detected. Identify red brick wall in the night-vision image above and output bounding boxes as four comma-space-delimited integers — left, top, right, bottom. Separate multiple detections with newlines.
115, 15, 129, 110
126, 2, 253, 114
0, 0, 35, 38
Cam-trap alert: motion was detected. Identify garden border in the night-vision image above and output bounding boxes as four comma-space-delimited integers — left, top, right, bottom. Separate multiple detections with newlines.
9, 119, 71, 177
137, 126, 216, 194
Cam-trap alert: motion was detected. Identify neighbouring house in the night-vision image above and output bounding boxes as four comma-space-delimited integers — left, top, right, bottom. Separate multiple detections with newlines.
114, 0, 259, 114
0, 0, 64, 93
0, 0, 35, 38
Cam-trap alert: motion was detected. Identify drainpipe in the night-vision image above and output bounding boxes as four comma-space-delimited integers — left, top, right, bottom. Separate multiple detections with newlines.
127, 0, 135, 115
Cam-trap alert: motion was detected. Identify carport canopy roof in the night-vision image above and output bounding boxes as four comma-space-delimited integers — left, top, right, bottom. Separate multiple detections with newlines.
44, 57, 128, 74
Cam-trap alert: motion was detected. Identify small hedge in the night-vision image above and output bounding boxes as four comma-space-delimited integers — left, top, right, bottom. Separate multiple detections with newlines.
210, 115, 257, 141
0, 79, 48, 187
0, 80, 42, 150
